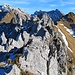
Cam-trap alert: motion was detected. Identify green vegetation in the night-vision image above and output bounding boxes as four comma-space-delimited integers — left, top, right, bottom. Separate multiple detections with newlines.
69, 67, 72, 72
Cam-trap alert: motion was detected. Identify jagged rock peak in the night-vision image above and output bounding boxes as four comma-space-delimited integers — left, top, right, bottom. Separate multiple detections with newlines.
66, 12, 75, 17
0, 4, 30, 25
33, 9, 64, 22
0, 4, 28, 14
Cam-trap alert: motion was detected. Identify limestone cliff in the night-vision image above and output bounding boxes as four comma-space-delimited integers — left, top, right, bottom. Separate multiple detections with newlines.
0, 5, 74, 75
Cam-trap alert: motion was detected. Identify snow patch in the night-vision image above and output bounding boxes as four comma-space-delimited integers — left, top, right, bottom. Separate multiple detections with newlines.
64, 26, 74, 35
68, 47, 73, 53
60, 23, 75, 37
60, 24, 64, 26
58, 28, 68, 46
64, 25, 75, 38
73, 35, 75, 38
58, 28, 73, 53
0, 10, 2, 12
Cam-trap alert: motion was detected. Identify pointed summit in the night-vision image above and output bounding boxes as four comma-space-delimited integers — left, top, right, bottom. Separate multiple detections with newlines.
33, 9, 64, 22
0, 4, 30, 25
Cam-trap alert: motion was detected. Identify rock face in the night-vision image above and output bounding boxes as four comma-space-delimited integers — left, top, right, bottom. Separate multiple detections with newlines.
6, 64, 20, 75
0, 5, 69, 75
0, 4, 30, 25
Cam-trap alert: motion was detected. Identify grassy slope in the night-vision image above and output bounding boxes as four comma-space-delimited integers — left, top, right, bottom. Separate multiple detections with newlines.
57, 24, 75, 75
58, 24, 75, 58
0, 11, 15, 24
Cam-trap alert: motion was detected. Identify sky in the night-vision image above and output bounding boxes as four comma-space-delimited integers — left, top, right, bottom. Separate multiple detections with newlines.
0, 0, 75, 14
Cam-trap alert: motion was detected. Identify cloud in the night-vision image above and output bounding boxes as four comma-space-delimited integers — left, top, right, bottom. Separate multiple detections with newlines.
63, 2, 75, 4
70, 7, 75, 10
61, 1, 75, 6
5, 1, 30, 5
49, 4, 57, 7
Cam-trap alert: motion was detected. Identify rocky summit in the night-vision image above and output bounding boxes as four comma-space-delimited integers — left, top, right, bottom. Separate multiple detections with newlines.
0, 4, 75, 75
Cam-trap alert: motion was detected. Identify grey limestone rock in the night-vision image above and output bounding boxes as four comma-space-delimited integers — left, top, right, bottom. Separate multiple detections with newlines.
0, 6, 68, 75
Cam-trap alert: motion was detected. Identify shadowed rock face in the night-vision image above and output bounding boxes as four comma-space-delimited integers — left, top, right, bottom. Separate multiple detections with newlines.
0, 5, 68, 75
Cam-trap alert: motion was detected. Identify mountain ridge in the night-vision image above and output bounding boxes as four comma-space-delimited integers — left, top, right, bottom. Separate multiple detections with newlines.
33, 9, 64, 23
0, 4, 75, 75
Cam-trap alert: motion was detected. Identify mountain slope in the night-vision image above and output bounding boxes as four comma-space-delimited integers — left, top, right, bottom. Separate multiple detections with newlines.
0, 4, 30, 25
57, 12, 75, 75
0, 4, 75, 75
57, 12, 75, 37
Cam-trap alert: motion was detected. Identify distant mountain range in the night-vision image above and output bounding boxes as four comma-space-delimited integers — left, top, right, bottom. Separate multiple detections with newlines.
33, 9, 64, 22
0, 4, 75, 75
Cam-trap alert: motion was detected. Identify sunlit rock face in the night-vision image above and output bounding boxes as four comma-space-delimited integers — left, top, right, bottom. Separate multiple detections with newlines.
0, 4, 30, 25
